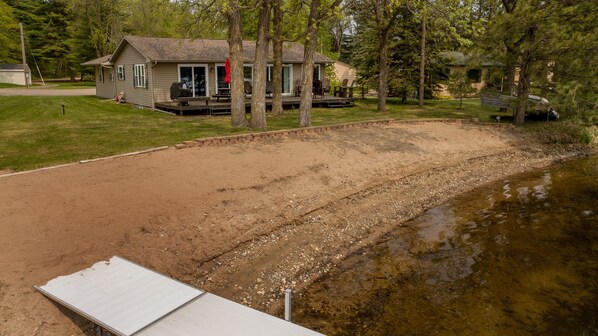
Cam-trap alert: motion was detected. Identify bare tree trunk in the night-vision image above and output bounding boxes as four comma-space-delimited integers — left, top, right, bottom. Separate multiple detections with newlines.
377, 29, 389, 112
228, 0, 249, 127
250, 0, 271, 128
299, 0, 320, 127
515, 26, 536, 126
271, 2, 284, 116
418, 7, 426, 108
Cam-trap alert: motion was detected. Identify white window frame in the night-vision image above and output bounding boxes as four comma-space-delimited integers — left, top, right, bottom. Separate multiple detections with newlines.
98, 67, 104, 83
313, 64, 321, 80
134, 64, 146, 88
117, 65, 125, 80
177, 64, 209, 97
266, 64, 293, 95
109, 67, 114, 82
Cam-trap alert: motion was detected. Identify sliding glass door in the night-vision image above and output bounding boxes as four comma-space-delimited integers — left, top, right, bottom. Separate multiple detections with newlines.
178, 65, 208, 97
266, 65, 292, 95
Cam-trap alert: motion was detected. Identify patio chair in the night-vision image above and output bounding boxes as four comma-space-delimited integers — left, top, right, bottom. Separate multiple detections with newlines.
344, 80, 355, 98
244, 81, 252, 96
312, 80, 323, 98
334, 79, 348, 97
322, 78, 331, 96
293, 79, 302, 97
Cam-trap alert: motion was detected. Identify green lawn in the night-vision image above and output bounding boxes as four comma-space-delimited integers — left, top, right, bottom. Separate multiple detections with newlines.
0, 95, 499, 171
0, 83, 24, 89
48, 81, 96, 89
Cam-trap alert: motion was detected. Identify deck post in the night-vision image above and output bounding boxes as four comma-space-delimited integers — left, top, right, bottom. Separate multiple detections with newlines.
284, 288, 292, 322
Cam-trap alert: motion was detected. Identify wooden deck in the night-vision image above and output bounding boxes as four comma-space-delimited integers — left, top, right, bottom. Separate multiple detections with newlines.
155, 95, 355, 115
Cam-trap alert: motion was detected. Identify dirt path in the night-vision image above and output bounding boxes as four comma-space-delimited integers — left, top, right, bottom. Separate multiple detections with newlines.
0, 87, 95, 96
0, 121, 580, 336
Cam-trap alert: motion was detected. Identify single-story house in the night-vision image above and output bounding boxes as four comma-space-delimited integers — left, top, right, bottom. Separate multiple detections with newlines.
82, 35, 334, 109
0, 64, 32, 86
437, 51, 500, 97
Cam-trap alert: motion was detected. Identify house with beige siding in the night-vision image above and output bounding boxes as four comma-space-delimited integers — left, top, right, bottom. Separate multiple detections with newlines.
333, 60, 356, 84
437, 51, 501, 97
82, 35, 334, 109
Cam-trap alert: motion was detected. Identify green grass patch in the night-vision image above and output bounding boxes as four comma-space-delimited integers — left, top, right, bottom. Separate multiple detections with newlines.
0, 83, 24, 89
47, 81, 96, 89
0, 96, 498, 171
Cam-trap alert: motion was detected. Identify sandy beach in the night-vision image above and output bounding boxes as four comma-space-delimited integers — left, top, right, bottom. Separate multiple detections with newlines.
0, 120, 583, 335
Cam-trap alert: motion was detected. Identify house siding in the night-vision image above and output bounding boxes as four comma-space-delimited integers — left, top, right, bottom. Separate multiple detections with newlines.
152, 63, 178, 102
333, 62, 356, 84
292, 64, 301, 84
113, 44, 153, 107
95, 67, 114, 99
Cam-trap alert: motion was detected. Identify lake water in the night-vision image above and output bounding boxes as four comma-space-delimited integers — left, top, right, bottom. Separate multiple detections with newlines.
294, 156, 598, 335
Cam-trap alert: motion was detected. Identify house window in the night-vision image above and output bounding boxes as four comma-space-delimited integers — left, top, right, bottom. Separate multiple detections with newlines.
98, 67, 104, 83
313, 65, 321, 80
437, 68, 450, 81
117, 65, 125, 80
243, 65, 253, 82
467, 69, 482, 83
134, 64, 146, 88
109, 68, 114, 82
215, 65, 229, 93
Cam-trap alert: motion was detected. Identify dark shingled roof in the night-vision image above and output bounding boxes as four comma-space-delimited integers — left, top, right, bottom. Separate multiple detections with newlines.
81, 55, 112, 66
109, 36, 334, 64
0, 64, 31, 71
439, 51, 500, 67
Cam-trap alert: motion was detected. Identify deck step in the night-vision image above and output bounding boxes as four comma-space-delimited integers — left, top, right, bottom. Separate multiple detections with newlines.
210, 108, 231, 115
326, 103, 354, 108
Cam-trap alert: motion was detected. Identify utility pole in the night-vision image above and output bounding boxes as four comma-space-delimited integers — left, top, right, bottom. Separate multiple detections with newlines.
20, 22, 29, 88
418, 5, 426, 108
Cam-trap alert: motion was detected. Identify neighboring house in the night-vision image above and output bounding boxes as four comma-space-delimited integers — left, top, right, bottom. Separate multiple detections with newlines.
82, 35, 334, 108
333, 60, 356, 84
438, 51, 500, 97
0, 64, 32, 86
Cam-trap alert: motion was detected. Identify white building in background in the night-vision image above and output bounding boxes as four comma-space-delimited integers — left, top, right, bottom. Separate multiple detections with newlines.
0, 64, 32, 86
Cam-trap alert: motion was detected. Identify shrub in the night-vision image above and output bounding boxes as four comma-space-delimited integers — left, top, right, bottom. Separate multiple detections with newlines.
527, 120, 596, 146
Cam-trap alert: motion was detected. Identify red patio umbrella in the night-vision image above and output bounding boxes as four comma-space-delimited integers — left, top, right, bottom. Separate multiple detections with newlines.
224, 58, 231, 84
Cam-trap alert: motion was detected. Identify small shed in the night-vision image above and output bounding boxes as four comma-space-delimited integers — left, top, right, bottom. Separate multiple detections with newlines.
0, 64, 32, 86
